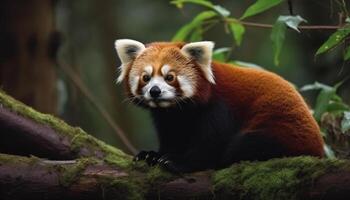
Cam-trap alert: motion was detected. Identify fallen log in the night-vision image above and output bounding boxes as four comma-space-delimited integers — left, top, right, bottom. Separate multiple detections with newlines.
0, 90, 350, 200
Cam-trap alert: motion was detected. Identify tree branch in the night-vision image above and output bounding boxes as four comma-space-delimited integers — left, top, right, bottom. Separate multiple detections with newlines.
58, 63, 137, 155
0, 154, 130, 200
0, 90, 132, 162
1, 153, 350, 200
0, 105, 74, 159
2, 89, 350, 199
224, 18, 343, 30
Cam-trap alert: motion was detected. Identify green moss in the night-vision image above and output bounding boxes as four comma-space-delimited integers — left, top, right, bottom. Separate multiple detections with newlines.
104, 179, 144, 200
0, 90, 73, 135
213, 156, 348, 200
57, 157, 99, 187
88, 165, 146, 200
146, 166, 174, 186
0, 153, 40, 165
0, 90, 132, 168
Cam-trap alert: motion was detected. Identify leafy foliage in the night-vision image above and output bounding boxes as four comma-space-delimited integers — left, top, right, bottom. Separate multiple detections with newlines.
344, 45, 350, 60
300, 82, 350, 122
171, 1, 350, 151
231, 60, 264, 70
279, 15, 307, 32
240, 0, 284, 19
170, 0, 230, 17
342, 111, 350, 133
316, 26, 350, 56
213, 47, 231, 62
171, 0, 350, 65
271, 15, 306, 66
270, 17, 287, 66
172, 11, 217, 41
301, 82, 350, 158
228, 21, 245, 46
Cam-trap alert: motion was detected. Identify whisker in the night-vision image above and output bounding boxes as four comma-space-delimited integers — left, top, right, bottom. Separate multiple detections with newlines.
174, 97, 183, 110
122, 97, 135, 103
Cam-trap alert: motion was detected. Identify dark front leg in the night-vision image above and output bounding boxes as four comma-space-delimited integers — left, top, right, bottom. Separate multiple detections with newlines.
134, 151, 190, 173
156, 145, 222, 173
134, 150, 162, 166
134, 150, 207, 173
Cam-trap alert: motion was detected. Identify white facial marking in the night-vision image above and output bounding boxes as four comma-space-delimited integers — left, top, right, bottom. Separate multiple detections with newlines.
142, 76, 176, 100
129, 72, 140, 96
177, 76, 194, 97
149, 101, 157, 108
144, 65, 153, 75
161, 64, 171, 76
159, 101, 171, 108
130, 76, 140, 95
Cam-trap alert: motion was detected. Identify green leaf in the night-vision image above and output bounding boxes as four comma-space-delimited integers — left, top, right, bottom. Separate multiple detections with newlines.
171, 0, 213, 9
341, 111, 350, 133
189, 27, 203, 42
231, 60, 264, 70
300, 82, 333, 92
326, 101, 350, 113
300, 82, 349, 121
229, 60, 264, 70
316, 27, 350, 56
346, 17, 350, 23
314, 87, 337, 121
172, 11, 217, 41
270, 16, 287, 66
270, 15, 306, 65
324, 144, 335, 158
212, 5, 230, 17
344, 45, 350, 60
240, 0, 284, 19
170, 0, 230, 17
213, 47, 231, 61
278, 15, 307, 32
228, 21, 245, 46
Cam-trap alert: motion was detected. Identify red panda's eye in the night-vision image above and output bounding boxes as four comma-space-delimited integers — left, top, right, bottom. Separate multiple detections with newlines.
165, 74, 174, 82
142, 74, 151, 82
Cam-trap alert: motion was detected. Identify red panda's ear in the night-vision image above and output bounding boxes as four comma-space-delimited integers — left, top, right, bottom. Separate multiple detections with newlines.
181, 41, 215, 84
114, 39, 146, 83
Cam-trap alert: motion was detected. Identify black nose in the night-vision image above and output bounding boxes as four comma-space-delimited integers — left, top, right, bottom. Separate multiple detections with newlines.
150, 86, 161, 98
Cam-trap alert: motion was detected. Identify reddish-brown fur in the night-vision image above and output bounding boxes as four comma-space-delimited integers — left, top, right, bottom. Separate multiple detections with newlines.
126, 42, 324, 158
211, 62, 324, 157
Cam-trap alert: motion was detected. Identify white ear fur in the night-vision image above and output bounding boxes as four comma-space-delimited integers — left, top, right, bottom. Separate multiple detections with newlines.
181, 41, 215, 84
115, 39, 146, 83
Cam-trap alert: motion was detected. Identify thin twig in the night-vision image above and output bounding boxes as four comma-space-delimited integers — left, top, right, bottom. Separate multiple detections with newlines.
224, 18, 343, 30
59, 63, 138, 155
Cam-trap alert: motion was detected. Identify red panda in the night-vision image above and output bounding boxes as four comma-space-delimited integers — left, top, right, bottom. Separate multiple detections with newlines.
114, 39, 324, 173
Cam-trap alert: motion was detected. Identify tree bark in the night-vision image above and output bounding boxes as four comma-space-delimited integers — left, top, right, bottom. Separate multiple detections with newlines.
0, 0, 58, 114
1, 90, 350, 200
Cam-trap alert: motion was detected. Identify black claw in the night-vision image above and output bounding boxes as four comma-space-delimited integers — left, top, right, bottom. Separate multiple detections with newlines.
156, 154, 183, 173
134, 151, 161, 166
133, 151, 148, 161
149, 156, 159, 166
135, 152, 186, 173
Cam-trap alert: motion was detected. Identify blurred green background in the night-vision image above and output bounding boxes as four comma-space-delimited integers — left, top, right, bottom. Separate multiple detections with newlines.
1, 0, 349, 155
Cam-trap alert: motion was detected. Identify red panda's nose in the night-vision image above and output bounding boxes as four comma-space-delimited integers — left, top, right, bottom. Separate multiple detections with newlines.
150, 86, 161, 98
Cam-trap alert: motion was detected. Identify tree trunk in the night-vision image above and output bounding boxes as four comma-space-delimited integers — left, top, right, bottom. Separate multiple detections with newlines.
0, 90, 350, 200
0, 0, 58, 114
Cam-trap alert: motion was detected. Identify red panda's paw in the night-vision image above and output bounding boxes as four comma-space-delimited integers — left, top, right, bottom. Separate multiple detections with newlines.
133, 150, 161, 166
157, 154, 187, 174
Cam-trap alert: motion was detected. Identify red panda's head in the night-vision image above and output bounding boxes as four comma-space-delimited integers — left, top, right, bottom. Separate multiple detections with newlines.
115, 39, 215, 108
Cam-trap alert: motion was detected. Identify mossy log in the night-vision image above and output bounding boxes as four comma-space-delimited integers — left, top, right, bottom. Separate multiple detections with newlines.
1, 90, 350, 200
